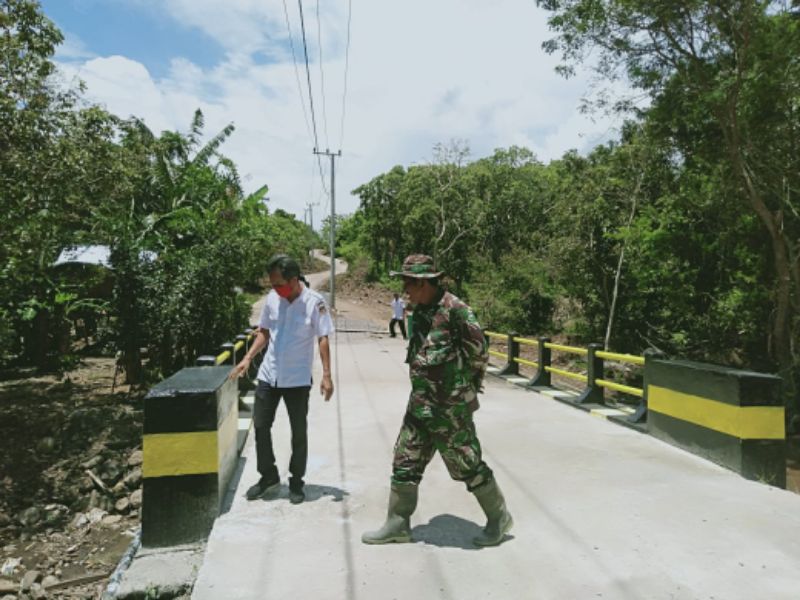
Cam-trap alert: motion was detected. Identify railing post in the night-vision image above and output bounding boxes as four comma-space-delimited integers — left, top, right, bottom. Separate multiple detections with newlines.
196, 355, 216, 366
629, 348, 665, 424
234, 335, 247, 365
576, 342, 604, 404
220, 342, 235, 365
498, 331, 520, 376
529, 336, 551, 387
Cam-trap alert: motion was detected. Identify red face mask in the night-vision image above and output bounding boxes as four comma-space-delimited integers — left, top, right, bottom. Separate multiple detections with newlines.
274, 283, 293, 298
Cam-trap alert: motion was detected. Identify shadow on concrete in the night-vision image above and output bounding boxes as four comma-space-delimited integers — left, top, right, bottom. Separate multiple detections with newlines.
412, 514, 514, 550
220, 456, 248, 515
254, 483, 350, 504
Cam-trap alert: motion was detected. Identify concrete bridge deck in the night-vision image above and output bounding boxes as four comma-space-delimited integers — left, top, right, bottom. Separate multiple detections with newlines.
191, 327, 800, 600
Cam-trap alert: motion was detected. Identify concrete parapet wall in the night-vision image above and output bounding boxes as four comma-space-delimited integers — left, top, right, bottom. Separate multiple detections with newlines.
646, 359, 785, 488
141, 366, 239, 547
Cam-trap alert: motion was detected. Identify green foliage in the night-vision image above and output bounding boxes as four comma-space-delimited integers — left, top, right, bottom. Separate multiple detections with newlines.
0, 2, 312, 378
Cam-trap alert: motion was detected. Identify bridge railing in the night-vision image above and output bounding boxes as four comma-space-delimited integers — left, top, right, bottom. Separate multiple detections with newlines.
484, 329, 786, 488
485, 330, 646, 423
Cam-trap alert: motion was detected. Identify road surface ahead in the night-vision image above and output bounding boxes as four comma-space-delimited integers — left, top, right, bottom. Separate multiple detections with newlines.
192, 328, 800, 600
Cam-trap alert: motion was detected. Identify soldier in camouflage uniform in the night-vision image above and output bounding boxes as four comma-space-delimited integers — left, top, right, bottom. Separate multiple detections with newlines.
362, 254, 513, 547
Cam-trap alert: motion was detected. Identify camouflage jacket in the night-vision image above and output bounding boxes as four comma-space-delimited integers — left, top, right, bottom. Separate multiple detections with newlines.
405, 289, 488, 421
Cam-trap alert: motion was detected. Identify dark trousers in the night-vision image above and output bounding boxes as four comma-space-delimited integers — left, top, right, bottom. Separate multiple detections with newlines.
389, 318, 407, 339
254, 380, 311, 490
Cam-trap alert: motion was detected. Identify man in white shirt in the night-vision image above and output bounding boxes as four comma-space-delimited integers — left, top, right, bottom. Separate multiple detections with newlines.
230, 255, 334, 504
389, 293, 407, 339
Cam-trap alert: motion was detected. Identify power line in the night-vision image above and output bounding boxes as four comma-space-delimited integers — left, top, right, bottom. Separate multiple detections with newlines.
297, 0, 329, 195
339, 0, 352, 150
297, 0, 320, 150
316, 0, 330, 149
281, 0, 313, 144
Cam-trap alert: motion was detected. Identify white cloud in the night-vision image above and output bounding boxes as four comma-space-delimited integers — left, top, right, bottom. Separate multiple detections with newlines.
54, 0, 623, 223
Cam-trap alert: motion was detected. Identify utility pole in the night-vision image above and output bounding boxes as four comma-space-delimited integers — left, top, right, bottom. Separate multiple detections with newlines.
313, 148, 341, 309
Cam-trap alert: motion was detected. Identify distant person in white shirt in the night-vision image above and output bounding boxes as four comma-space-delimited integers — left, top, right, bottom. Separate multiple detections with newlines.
389, 293, 407, 340
230, 254, 334, 504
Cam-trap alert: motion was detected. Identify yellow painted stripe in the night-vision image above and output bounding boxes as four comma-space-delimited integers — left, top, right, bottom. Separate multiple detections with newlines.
233, 340, 244, 352
215, 350, 231, 365
484, 331, 506, 340
512, 336, 538, 347
648, 385, 785, 440
488, 350, 506, 359
595, 378, 644, 398
143, 431, 218, 478
545, 365, 588, 382
544, 342, 588, 356
513, 357, 539, 368
595, 351, 645, 366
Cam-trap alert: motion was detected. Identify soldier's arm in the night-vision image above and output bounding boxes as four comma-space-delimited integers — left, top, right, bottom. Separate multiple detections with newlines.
452, 307, 488, 383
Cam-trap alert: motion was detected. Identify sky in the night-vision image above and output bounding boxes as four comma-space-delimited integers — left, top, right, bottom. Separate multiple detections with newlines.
41, 0, 620, 226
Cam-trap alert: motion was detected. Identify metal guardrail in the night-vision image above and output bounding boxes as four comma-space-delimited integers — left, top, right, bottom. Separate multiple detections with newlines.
196, 328, 259, 370
484, 329, 647, 423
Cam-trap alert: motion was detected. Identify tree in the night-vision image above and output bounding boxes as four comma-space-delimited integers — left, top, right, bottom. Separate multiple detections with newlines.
537, 0, 800, 418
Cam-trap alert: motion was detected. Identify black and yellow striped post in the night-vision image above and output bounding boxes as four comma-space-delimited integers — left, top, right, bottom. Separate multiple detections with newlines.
647, 359, 785, 488
219, 342, 235, 365
141, 366, 240, 546
529, 336, 551, 387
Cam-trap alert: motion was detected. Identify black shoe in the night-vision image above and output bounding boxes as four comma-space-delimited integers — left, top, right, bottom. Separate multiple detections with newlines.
246, 476, 280, 500
289, 487, 305, 504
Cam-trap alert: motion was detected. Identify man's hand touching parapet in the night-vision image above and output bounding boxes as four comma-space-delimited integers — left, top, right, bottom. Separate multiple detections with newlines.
228, 356, 251, 380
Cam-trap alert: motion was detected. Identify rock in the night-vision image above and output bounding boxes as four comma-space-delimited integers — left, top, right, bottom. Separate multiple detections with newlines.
99, 496, 114, 513
1, 595, 17, 600
99, 460, 122, 485
86, 508, 107, 524
42, 504, 68, 526
87, 490, 101, 509
20, 570, 40, 591
112, 481, 127, 496
0, 512, 9, 527
78, 476, 94, 493
41, 575, 58, 589
0, 558, 20, 578
114, 498, 130, 513
17, 507, 41, 528
35, 437, 56, 454
129, 489, 142, 509
0, 580, 15, 594
101, 515, 122, 526
81, 455, 103, 470
69, 513, 88, 530
127, 450, 143, 467
123, 468, 142, 489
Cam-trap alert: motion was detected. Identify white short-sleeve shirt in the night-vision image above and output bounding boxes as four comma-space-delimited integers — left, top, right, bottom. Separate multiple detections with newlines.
391, 298, 405, 320
257, 286, 334, 387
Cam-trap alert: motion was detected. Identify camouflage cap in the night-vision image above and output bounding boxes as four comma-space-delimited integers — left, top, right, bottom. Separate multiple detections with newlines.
389, 254, 443, 279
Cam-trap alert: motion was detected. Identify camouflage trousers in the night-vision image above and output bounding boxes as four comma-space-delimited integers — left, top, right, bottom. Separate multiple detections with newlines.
391, 408, 493, 491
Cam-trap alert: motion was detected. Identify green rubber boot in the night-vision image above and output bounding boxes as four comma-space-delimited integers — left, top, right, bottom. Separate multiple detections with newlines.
361, 483, 418, 544
472, 478, 513, 547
